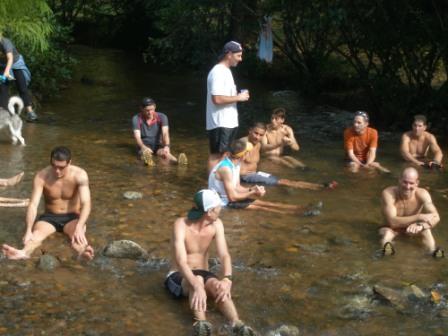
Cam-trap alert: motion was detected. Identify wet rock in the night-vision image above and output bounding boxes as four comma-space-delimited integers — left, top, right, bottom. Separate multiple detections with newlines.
123, 191, 143, 200
438, 308, 448, 318
102, 240, 148, 260
373, 284, 408, 310
37, 254, 60, 271
338, 295, 373, 320
403, 284, 427, 301
266, 324, 300, 336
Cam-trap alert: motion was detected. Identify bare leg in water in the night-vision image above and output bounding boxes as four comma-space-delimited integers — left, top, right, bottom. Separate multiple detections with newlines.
0, 172, 24, 187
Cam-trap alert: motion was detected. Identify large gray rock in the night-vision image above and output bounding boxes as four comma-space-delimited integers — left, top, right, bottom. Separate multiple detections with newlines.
102, 240, 148, 260
373, 284, 408, 310
37, 254, 60, 271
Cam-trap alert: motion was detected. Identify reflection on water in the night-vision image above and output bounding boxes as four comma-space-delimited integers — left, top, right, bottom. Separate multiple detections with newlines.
1, 46, 448, 335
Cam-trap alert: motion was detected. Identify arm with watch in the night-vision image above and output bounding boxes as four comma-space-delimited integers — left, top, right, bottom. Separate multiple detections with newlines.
160, 125, 171, 157
214, 219, 233, 303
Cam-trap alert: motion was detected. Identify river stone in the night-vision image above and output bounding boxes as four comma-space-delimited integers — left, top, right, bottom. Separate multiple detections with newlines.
373, 284, 408, 310
123, 191, 143, 200
403, 284, 427, 301
102, 240, 148, 260
266, 324, 300, 336
37, 254, 60, 271
338, 295, 373, 320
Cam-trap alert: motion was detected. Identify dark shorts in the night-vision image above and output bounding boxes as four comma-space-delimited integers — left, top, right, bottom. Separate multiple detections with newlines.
241, 172, 279, 186
164, 270, 218, 298
137, 144, 162, 156
207, 127, 238, 154
227, 199, 255, 209
37, 213, 79, 232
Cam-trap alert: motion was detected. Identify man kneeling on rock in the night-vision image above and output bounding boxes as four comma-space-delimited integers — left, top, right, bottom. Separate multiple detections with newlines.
2, 146, 94, 260
165, 189, 255, 336
380, 167, 443, 258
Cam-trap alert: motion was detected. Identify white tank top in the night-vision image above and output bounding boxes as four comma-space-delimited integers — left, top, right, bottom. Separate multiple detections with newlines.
208, 157, 240, 206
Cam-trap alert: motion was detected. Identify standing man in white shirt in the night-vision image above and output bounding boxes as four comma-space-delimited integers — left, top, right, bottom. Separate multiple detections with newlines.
206, 41, 250, 170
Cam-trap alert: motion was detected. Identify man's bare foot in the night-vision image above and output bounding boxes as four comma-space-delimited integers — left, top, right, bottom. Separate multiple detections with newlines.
6, 172, 24, 187
78, 245, 95, 261
2, 244, 30, 260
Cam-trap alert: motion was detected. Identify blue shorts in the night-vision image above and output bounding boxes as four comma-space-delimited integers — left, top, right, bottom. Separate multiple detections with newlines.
241, 171, 279, 186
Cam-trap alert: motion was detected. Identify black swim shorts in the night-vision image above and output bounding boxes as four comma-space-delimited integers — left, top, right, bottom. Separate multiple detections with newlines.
226, 199, 255, 209
36, 213, 79, 232
164, 270, 218, 298
207, 127, 238, 154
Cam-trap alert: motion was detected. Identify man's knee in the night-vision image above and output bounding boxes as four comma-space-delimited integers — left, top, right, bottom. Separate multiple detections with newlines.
379, 227, 395, 237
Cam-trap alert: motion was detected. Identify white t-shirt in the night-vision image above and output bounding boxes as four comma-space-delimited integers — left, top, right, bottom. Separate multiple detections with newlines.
206, 63, 238, 130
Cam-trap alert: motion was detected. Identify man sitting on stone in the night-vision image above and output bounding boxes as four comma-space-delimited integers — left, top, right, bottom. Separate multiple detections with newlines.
262, 107, 306, 169
209, 138, 322, 215
2, 146, 94, 260
132, 97, 187, 166
165, 189, 255, 336
400, 114, 443, 169
240, 122, 337, 190
344, 111, 390, 173
380, 167, 443, 258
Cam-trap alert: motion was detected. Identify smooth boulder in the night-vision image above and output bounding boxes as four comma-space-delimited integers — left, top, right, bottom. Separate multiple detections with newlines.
102, 240, 148, 260
37, 254, 60, 271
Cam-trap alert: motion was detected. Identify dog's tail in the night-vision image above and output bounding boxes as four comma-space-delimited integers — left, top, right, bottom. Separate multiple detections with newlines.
8, 96, 24, 116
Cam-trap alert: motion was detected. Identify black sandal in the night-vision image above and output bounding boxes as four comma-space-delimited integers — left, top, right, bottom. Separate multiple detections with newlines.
433, 247, 445, 259
382, 242, 395, 256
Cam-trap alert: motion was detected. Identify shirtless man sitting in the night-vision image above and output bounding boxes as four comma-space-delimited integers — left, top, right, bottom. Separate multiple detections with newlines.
400, 114, 443, 169
380, 167, 443, 257
165, 189, 255, 336
262, 108, 305, 169
2, 146, 94, 260
240, 122, 337, 190
209, 138, 322, 215
344, 111, 390, 173
0, 171, 29, 207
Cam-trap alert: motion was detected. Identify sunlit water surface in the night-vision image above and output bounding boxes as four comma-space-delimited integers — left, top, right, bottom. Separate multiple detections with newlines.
0, 46, 447, 336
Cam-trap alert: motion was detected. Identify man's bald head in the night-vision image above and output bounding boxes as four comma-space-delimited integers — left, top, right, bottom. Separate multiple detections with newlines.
401, 167, 419, 180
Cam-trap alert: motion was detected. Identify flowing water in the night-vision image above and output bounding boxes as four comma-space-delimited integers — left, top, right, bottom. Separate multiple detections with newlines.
0, 46, 448, 336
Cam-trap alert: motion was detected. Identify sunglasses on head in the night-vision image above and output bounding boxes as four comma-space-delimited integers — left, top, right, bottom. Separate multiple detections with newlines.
355, 111, 369, 121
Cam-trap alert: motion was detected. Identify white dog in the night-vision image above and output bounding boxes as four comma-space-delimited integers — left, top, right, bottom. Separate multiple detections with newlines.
0, 96, 25, 145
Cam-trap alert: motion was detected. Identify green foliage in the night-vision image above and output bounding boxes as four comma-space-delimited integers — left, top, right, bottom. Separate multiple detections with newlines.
25, 23, 76, 99
0, 0, 53, 52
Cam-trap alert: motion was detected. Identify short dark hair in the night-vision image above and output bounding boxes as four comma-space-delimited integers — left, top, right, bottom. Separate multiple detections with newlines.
141, 97, 156, 107
50, 146, 71, 162
272, 107, 286, 119
229, 139, 248, 156
413, 114, 427, 125
251, 122, 266, 131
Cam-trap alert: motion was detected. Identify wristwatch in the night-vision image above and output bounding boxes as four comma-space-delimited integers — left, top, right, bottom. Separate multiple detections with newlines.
223, 275, 233, 281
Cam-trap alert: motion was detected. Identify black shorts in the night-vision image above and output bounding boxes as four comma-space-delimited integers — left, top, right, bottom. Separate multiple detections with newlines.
37, 213, 79, 232
207, 127, 238, 154
227, 199, 255, 209
164, 270, 218, 298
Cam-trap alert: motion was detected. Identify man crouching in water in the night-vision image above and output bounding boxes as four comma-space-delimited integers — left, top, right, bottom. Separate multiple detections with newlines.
165, 189, 255, 336
2, 146, 94, 260
380, 167, 443, 258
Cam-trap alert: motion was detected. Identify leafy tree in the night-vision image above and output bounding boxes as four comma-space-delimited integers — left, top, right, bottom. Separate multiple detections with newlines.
0, 0, 53, 52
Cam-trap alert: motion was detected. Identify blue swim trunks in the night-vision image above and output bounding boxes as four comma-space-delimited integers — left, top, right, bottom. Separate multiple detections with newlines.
240, 171, 279, 186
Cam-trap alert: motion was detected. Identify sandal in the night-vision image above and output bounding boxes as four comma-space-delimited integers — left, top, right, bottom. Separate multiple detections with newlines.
323, 180, 338, 189
232, 321, 256, 336
382, 242, 395, 256
192, 320, 212, 336
141, 149, 155, 166
433, 247, 444, 259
